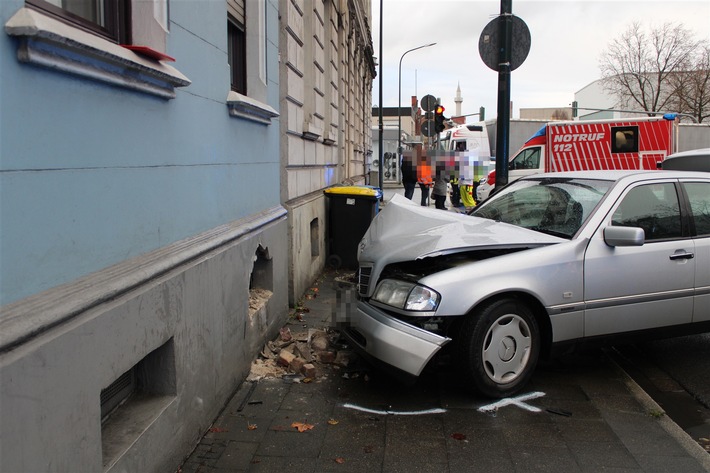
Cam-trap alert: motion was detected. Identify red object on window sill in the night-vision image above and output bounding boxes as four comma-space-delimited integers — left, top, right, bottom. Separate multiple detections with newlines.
121, 45, 175, 62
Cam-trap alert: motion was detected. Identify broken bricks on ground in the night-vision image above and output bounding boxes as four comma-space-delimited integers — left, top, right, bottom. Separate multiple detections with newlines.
248, 272, 359, 382
247, 324, 352, 382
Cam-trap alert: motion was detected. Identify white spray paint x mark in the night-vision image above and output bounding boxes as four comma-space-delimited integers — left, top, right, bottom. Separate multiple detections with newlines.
477, 391, 546, 414
342, 403, 446, 416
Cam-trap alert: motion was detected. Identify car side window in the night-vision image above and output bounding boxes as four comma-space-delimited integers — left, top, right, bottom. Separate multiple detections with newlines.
511, 148, 540, 170
683, 182, 710, 236
611, 183, 682, 241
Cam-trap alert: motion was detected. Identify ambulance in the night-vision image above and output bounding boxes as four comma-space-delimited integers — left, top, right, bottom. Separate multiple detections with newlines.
438, 123, 494, 206
439, 122, 492, 157
476, 114, 678, 201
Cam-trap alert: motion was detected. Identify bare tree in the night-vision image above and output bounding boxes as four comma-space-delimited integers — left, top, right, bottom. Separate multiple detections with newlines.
599, 22, 702, 117
668, 43, 710, 123
551, 109, 570, 120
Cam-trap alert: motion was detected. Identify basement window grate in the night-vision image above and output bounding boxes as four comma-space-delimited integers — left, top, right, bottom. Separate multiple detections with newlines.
100, 368, 135, 423
101, 338, 176, 469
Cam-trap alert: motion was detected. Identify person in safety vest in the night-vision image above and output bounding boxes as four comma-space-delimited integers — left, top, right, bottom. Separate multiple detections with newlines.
450, 176, 460, 207
460, 183, 476, 208
450, 142, 467, 208
459, 150, 477, 209
416, 153, 433, 206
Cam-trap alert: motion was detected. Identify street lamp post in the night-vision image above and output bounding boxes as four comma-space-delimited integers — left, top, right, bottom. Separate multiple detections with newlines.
397, 43, 436, 178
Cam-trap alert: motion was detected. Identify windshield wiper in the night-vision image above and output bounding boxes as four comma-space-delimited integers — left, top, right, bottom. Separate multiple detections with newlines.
527, 226, 570, 239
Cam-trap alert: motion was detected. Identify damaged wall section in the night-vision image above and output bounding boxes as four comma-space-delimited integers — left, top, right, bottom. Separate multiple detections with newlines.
0, 209, 288, 473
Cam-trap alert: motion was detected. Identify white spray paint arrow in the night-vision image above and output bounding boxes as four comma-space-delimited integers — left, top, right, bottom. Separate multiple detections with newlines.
342, 403, 446, 416
477, 391, 546, 414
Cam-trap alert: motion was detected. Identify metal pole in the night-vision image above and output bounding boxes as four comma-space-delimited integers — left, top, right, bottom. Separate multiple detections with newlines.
377, 0, 384, 198
398, 43, 436, 182
494, 0, 513, 190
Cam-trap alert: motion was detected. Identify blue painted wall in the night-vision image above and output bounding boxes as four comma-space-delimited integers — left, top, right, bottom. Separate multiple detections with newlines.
0, 0, 281, 305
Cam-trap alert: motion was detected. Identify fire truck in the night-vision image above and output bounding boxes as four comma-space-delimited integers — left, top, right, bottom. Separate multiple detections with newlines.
477, 115, 678, 201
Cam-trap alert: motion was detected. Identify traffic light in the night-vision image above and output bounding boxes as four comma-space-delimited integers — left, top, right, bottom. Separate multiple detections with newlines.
479, 106, 485, 121
434, 104, 446, 133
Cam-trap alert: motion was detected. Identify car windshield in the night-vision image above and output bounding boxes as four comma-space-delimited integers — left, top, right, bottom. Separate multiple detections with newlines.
470, 177, 613, 238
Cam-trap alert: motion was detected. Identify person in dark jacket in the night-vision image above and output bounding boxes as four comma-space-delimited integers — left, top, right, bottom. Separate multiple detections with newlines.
432, 160, 450, 210
400, 149, 417, 200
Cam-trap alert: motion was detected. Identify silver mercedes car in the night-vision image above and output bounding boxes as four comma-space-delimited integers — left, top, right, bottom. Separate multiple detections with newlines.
344, 170, 710, 398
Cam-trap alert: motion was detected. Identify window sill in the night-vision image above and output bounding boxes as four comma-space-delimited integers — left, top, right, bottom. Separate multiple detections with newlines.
323, 131, 337, 146
5, 8, 191, 99
227, 91, 279, 125
302, 121, 322, 141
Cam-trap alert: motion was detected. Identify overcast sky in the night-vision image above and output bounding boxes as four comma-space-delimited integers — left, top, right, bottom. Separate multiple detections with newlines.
371, 0, 710, 121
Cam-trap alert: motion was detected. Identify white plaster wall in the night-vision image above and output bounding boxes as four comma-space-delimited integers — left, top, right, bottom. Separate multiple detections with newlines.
280, 0, 374, 303
286, 193, 328, 304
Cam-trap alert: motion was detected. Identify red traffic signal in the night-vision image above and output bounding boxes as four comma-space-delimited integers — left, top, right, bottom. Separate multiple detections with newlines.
434, 104, 446, 132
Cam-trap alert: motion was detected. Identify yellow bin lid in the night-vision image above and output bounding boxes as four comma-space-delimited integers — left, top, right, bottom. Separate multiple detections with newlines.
324, 185, 381, 197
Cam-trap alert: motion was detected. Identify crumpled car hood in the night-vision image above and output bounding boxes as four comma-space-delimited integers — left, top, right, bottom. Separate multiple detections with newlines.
359, 194, 562, 264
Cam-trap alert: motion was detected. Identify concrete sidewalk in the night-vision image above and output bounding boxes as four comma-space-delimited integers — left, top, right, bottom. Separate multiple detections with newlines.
178, 268, 710, 473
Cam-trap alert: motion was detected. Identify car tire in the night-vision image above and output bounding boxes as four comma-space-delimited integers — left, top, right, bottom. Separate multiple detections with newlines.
457, 298, 540, 398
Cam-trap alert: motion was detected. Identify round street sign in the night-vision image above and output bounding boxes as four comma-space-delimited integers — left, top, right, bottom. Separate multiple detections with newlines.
420, 94, 438, 112
421, 119, 436, 137
479, 15, 531, 72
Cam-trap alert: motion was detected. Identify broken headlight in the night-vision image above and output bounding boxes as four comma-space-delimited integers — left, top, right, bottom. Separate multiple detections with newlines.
371, 279, 440, 311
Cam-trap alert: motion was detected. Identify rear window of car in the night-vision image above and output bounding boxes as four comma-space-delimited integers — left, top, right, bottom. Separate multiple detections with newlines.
684, 182, 710, 236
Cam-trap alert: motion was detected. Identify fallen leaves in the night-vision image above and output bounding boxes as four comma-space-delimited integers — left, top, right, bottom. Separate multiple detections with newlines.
450, 432, 467, 441
327, 418, 339, 425
334, 457, 346, 464
305, 287, 319, 300
291, 421, 314, 432
247, 423, 258, 431
208, 426, 228, 433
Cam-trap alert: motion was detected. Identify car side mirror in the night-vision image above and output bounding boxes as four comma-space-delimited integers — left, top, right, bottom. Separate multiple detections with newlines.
603, 226, 645, 247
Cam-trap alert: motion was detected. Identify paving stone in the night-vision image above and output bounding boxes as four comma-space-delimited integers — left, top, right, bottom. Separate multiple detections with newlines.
509, 445, 583, 473
243, 455, 318, 472
501, 421, 565, 448
567, 440, 641, 471
555, 418, 620, 443
634, 454, 709, 473
213, 441, 258, 471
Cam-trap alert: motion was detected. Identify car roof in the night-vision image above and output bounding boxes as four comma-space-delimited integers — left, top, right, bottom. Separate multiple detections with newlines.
520, 169, 709, 182
661, 148, 710, 172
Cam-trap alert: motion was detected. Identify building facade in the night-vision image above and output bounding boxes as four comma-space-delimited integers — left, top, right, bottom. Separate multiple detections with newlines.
1, 1, 288, 471
280, 0, 376, 303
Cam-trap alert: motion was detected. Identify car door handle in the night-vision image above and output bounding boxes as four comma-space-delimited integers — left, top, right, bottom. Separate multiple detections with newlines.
669, 251, 694, 260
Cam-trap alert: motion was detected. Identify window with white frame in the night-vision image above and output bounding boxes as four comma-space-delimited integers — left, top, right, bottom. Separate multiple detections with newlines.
5, 0, 189, 99
27, 0, 130, 43
225, 0, 278, 125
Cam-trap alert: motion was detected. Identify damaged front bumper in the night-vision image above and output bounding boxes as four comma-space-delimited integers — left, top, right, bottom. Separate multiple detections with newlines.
342, 300, 452, 377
